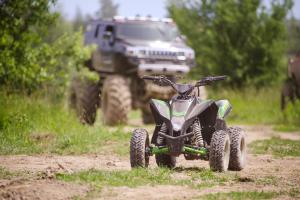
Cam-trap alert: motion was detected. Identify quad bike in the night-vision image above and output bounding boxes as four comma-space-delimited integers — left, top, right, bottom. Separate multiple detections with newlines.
130, 75, 246, 172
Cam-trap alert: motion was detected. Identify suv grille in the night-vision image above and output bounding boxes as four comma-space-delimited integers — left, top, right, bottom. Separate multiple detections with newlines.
147, 50, 184, 58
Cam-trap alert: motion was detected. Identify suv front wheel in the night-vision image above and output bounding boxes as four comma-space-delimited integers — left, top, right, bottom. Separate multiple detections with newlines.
101, 75, 132, 125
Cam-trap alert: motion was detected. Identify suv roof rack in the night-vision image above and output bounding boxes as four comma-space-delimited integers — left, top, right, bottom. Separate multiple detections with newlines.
112, 15, 173, 23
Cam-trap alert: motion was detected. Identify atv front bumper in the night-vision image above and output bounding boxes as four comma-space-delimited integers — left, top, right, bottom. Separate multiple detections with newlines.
149, 132, 208, 157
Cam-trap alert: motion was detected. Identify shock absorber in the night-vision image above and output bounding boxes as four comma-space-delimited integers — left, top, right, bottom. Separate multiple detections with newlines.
157, 123, 167, 145
193, 118, 204, 147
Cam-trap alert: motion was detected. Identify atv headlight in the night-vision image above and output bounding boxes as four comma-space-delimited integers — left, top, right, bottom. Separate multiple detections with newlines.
171, 116, 185, 132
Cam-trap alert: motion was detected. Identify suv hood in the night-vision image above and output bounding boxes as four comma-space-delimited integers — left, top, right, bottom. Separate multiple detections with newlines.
118, 38, 189, 49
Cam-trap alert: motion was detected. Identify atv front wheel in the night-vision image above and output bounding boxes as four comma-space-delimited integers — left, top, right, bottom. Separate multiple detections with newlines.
228, 127, 246, 171
209, 130, 230, 172
130, 129, 150, 168
101, 75, 132, 125
155, 154, 176, 168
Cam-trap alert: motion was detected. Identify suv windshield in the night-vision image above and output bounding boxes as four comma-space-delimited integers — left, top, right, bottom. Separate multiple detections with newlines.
117, 22, 180, 42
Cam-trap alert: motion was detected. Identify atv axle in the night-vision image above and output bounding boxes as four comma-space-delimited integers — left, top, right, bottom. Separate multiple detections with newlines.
149, 146, 207, 156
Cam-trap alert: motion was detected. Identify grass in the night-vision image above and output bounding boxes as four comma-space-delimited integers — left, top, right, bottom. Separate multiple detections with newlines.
180, 167, 238, 188
198, 188, 300, 200
208, 87, 300, 131
0, 92, 130, 155
0, 167, 19, 179
1, 86, 299, 156
56, 168, 176, 188
198, 191, 278, 200
56, 167, 239, 190
249, 137, 300, 157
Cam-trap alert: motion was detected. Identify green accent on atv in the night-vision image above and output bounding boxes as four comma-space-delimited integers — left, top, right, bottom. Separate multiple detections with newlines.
150, 146, 207, 156
216, 100, 231, 119
183, 146, 207, 155
172, 110, 186, 117
151, 146, 169, 155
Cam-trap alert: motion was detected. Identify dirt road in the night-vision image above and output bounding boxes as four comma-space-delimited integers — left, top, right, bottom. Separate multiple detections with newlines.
0, 125, 300, 200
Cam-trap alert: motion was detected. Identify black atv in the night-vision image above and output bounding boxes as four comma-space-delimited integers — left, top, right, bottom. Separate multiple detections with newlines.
130, 75, 246, 172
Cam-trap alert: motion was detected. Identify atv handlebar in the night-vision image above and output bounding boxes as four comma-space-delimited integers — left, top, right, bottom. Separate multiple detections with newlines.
142, 75, 176, 88
195, 75, 227, 86
143, 75, 226, 86
142, 75, 227, 96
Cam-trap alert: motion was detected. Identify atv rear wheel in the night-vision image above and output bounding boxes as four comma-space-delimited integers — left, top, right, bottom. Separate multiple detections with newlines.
215, 119, 227, 131
130, 129, 150, 168
155, 154, 176, 168
209, 130, 230, 172
69, 77, 100, 125
228, 127, 246, 171
101, 75, 132, 125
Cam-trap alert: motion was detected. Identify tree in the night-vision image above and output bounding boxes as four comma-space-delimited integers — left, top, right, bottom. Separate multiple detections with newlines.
287, 18, 300, 55
0, 0, 58, 91
97, 0, 119, 19
168, 0, 293, 87
0, 0, 92, 92
73, 7, 84, 31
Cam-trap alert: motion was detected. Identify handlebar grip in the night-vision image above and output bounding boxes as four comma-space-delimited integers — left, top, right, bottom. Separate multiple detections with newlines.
142, 75, 157, 80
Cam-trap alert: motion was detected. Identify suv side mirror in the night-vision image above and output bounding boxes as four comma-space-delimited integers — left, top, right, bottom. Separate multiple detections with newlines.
180, 35, 187, 42
103, 31, 112, 40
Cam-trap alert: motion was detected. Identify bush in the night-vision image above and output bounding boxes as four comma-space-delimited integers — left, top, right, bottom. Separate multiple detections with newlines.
168, 0, 293, 87
0, 0, 93, 94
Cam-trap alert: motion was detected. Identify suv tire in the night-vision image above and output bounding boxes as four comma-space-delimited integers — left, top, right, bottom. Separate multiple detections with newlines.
101, 75, 131, 125
69, 77, 100, 125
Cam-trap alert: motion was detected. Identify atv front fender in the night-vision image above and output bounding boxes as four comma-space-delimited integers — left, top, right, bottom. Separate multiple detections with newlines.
150, 99, 171, 124
216, 99, 232, 119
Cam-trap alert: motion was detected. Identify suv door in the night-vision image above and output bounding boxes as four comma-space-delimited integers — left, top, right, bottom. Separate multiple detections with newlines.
99, 24, 115, 71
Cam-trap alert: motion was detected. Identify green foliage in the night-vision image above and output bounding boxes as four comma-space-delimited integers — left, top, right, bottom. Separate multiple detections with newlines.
208, 86, 300, 130
0, 167, 19, 179
56, 168, 174, 188
209, 87, 281, 124
249, 137, 300, 157
281, 100, 300, 128
169, 0, 293, 87
0, 0, 93, 93
0, 0, 56, 91
287, 18, 300, 54
0, 92, 130, 155
56, 167, 238, 190
255, 137, 300, 157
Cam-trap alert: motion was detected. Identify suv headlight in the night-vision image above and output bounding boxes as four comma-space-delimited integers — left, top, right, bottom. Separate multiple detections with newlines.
125, 47, 146, 57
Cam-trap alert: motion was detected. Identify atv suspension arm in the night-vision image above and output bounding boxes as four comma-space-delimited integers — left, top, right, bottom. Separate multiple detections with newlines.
149, 146, 208, 156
